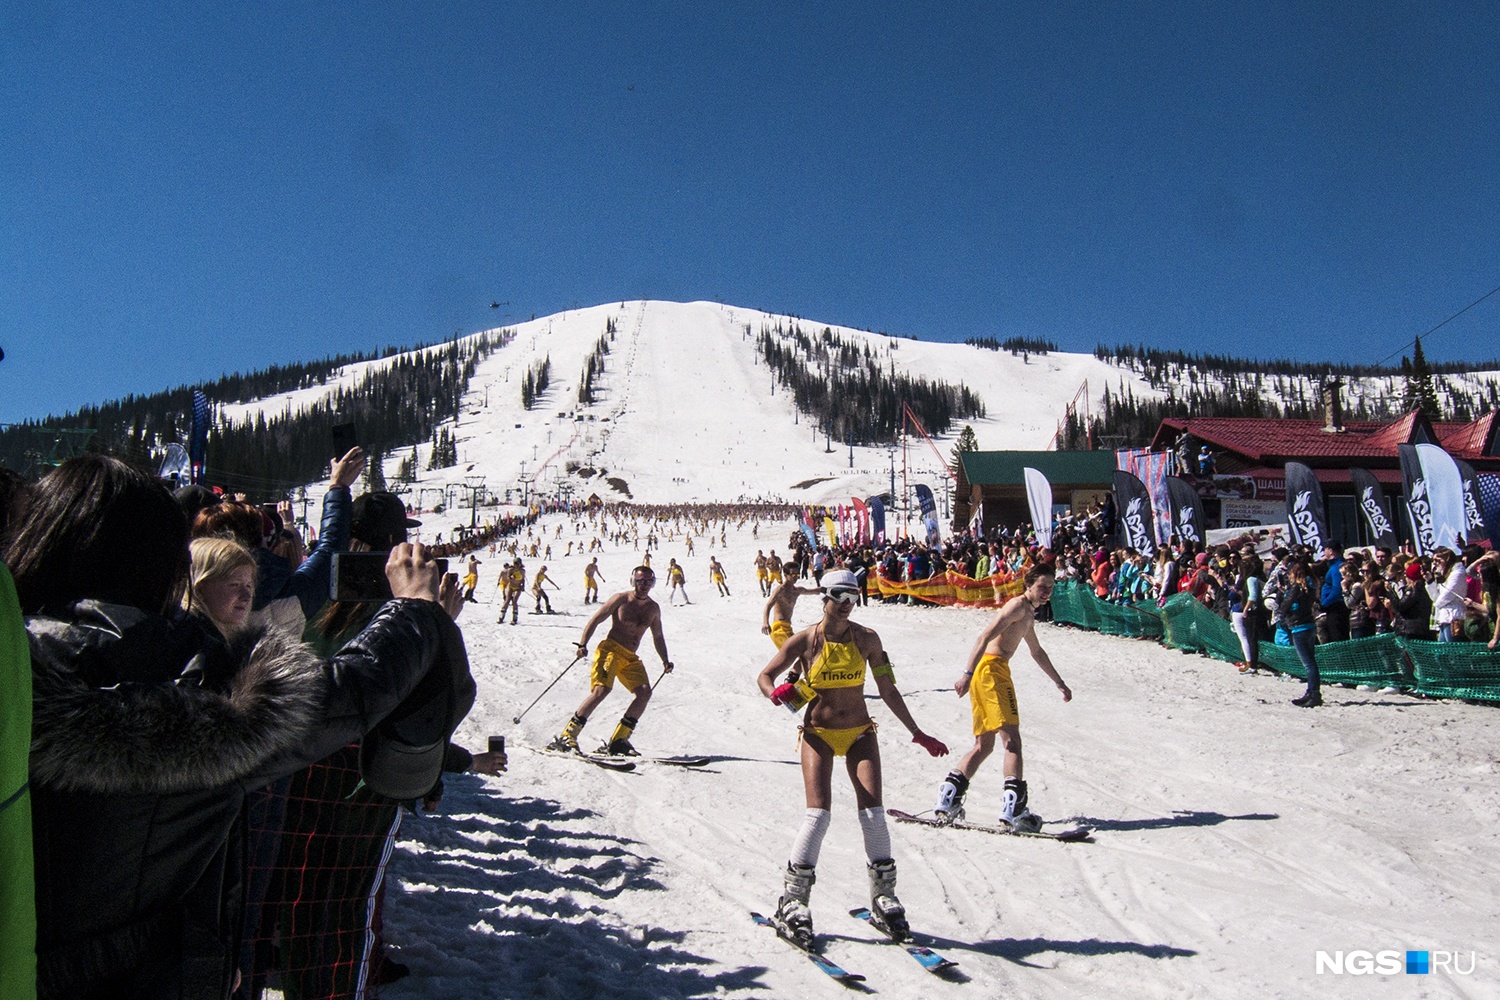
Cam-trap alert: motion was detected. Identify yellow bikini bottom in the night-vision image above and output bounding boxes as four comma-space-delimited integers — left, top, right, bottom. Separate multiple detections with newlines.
799, 721, 877, 756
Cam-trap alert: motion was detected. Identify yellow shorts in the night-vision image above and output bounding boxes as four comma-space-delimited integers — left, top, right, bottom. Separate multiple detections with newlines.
756, 568, 768, 580
589, 638, 649, 692
801, 722, 875, 756
970, 654, 1020, 734
770, 620, 794, 649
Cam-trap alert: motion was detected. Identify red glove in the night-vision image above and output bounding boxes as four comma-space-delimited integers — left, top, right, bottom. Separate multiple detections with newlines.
913, 732, 949, 757
770, 682, 797, 706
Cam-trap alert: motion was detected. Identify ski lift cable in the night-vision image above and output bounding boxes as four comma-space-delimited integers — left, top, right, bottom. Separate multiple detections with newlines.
1373, 279, 1500, 368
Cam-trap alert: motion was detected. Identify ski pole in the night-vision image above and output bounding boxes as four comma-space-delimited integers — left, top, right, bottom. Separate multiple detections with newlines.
512, 649, 587, 725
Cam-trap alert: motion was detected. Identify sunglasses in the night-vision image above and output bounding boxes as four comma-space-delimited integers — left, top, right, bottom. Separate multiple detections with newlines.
825, 588, 860, 604
632, 576, 655, 586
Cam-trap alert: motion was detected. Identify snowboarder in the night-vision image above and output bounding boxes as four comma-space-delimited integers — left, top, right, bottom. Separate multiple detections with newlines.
932, 564, 1071, 831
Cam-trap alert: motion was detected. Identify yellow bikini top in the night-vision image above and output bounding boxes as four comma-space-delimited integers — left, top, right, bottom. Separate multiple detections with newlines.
806, 627, 866, 690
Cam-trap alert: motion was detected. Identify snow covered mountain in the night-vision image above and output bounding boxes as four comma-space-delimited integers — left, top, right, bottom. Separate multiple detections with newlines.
228, 299, 1160, 511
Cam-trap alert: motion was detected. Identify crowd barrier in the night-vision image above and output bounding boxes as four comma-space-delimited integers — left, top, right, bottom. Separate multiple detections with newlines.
1050, 581, 1500, 704
870, 569, 1026, 608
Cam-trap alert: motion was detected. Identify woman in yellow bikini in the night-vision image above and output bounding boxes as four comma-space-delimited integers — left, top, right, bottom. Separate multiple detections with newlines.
756, 569, 948, 948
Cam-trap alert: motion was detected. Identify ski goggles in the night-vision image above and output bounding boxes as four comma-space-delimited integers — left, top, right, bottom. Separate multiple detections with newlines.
825, 587, 860, 604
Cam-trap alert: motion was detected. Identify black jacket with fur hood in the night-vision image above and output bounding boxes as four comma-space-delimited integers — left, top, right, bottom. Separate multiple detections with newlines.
26, 596, 464, 1000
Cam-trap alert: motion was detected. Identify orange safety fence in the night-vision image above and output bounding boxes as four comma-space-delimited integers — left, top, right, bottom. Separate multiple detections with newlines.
870, 568, 1027, 608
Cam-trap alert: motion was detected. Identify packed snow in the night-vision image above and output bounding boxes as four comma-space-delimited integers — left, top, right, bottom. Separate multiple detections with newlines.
374, 517, 1497, 998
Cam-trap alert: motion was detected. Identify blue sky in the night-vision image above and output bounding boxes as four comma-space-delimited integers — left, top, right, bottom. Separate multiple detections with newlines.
2, 3, 1498, 422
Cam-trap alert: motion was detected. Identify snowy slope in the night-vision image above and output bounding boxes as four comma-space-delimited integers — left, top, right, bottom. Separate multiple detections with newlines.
365, 513, 1498, 1000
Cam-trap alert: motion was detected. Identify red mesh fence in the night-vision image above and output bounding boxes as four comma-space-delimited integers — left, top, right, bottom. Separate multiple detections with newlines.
238, 746, 404, 1000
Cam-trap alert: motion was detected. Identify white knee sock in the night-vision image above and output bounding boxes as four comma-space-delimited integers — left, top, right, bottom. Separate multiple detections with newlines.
788, 808, 831, 867
858, 806, 892, 862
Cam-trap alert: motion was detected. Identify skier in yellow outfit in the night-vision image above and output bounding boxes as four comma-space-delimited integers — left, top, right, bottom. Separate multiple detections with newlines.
762, 579, 819, 649
497, 558, 525, 624
666, 558, 691, 605
709, 556, 730, 597
931, 564, 1071, 832
584, 557, 605, 604
532, 564, 559, 614
755, 551, 770, 596
550, 566, 674, 757
756, 569, 948, 947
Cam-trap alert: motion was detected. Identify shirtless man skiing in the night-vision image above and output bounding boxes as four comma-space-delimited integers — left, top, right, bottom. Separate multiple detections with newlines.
549, 565, 674, 756
931, 563, 1071, 832
584, 557, 605, 604
762, 579, 821, 649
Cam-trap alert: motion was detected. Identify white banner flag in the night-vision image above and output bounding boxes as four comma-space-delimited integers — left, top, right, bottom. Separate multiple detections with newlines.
1024, 467, 1054, 549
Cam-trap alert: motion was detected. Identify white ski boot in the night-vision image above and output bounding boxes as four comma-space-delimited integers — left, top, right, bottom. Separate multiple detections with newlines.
932, 770, 969, 825
867, 858, 909, 942
772, 864, 816, 949
1000, 777, 1042, 833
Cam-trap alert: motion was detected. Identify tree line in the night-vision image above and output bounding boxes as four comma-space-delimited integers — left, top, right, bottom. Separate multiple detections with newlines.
756, 322, 985, 444
0, 331, 509, 494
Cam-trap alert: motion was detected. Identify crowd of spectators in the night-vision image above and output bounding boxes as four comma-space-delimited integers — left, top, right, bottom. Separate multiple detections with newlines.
0, 450, 487, 1000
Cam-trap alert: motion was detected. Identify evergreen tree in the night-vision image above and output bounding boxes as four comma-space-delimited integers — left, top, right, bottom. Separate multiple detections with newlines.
949, 424, 979, 477
1402, 336, 1441, 419
365, 447, 387, 492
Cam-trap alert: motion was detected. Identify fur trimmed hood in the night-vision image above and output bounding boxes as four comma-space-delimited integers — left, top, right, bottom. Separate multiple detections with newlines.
28, 602, 325, 795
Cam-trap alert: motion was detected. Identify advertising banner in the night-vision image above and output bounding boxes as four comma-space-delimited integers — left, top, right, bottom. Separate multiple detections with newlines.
1349, 467, 1398, 549
1284, 462, 1330, 550
1023, 467, 1053, 549
1112, 470, 1157, 557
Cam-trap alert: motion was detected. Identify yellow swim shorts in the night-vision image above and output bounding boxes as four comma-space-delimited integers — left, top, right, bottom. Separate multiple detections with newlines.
970, 654, 1020, 734
589, 637, 649, 692
770, 620, 794, 649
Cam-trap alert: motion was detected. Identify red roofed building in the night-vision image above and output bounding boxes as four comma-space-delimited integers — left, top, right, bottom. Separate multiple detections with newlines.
1148, 404, 1499, 542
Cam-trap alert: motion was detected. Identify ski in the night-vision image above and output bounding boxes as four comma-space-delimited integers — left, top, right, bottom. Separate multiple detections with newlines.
640, 754, 712, 768
525, 745, 637, 772
591, 749, 712, 768
848, 907, 958, 973
888, 808, 1092, 842
751, 912, 866, 984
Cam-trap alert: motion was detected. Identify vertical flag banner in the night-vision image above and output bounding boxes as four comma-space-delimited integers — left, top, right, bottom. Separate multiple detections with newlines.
1117, 448, 1173, 544
1398, 443, 1435, 555
868, 497, 887, 544
189, 390, 210, 485
1283, 462, 1330, 550
1023, 467, 1054, 549
823, 516, 838, 547
1454, 460, 1489, 546
799, 522, 819, 550
913, 484, 940, 544
1165, 476, 1205, 545
1477, 473, 1500, 547
1349, 467, 1398, 549
852, 497, 871, 544
1112, 470, 1157, 557
1414, 444, 1468, 551
158, 442, 191, 484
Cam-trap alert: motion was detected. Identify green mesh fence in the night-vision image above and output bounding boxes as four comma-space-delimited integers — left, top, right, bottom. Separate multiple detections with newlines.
1051, 582, 1162, 639
1051, 581, 1499, 703
1406, 641, 1500, 703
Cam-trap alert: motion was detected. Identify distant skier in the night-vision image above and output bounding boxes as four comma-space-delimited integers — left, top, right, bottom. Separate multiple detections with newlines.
462, 555, 481, 603
931, 563, 1072, 832
666, 558, 691, 605
709, 556, 730, 597
584, 557, 605, 603
532, 564, 559, 614
550, 566, 674, 756
762, 579, 820, 649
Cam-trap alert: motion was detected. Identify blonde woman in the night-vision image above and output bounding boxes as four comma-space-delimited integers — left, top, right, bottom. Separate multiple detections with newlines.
183, 537, 257, 639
